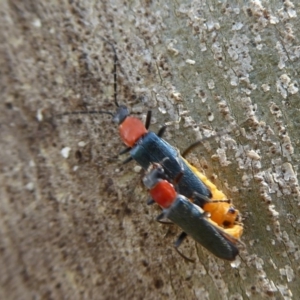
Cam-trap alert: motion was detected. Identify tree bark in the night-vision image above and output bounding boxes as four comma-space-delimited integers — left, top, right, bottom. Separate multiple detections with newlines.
1, 0, 300, 299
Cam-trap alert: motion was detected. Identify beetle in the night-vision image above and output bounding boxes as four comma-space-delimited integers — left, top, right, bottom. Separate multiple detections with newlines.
60, 37, 241, 229
143, 162, 243, 261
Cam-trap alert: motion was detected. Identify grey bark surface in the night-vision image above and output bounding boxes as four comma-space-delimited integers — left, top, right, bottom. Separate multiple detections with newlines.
1, 0, 300, 299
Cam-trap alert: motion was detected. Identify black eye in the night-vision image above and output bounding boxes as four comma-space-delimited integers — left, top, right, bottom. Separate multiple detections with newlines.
156, 167, 165, 178
228, 207, 236, 214
223, 221, 231, 227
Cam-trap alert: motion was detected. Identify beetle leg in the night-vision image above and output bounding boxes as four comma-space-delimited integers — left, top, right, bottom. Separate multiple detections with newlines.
174, 232, 195, 263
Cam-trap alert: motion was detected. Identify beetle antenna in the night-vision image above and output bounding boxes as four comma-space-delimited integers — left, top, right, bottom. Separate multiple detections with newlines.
57, 110, 114, 118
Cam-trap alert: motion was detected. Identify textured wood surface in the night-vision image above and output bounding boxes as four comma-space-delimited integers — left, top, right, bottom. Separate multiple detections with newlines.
1, 1, 300, 299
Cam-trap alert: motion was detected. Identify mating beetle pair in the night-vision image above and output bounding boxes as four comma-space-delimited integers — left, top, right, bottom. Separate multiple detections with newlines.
62, 38, 243, 261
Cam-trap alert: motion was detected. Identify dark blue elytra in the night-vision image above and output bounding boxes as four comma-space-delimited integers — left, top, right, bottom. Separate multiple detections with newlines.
130, 132, 212, 201
166, 195, 239, 261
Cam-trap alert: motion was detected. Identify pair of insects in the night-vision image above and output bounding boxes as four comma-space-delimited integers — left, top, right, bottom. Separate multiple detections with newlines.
62, 38, 243, 261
